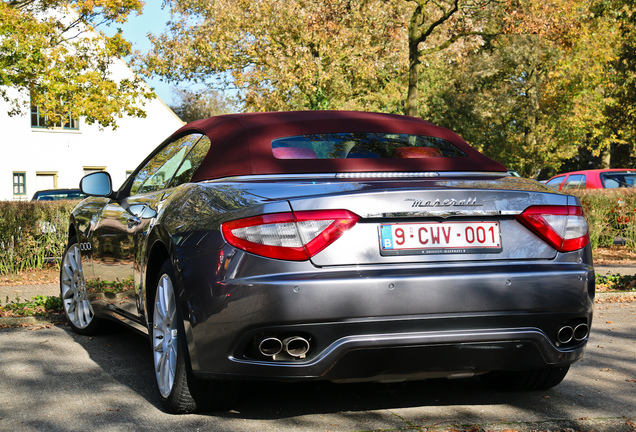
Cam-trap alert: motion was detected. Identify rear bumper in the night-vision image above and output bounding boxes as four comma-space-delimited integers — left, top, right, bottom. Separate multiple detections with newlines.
194, 317, 587, 382
180, 254, 594, 382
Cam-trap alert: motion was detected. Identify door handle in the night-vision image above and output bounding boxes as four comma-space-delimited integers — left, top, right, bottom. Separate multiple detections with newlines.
127, 216, 141, 229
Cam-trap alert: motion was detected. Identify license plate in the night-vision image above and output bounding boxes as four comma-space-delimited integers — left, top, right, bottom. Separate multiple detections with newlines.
380, 221, 501, 255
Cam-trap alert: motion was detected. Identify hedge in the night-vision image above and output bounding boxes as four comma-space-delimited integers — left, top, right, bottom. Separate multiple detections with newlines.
0, 201, 75, 274
0, 190, 634, 274
571, 189, 636, 251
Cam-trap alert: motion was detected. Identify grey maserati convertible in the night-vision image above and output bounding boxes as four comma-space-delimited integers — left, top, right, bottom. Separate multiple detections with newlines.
61, 111, 594, 413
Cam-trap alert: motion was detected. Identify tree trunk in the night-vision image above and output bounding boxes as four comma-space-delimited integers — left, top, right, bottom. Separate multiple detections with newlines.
600, 146, 611, 168
406, 39, 420, 117
405, 2, 423, 117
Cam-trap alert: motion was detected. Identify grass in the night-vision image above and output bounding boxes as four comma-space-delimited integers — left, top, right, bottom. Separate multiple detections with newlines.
596, 273, 636, 292
0, 295, 63, 317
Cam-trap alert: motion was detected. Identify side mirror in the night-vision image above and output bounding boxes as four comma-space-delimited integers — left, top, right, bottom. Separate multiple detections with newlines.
80, 172, 113, 197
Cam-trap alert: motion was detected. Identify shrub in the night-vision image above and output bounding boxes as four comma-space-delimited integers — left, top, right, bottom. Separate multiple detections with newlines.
571, 189, 636, 252
0, 201, 74, 275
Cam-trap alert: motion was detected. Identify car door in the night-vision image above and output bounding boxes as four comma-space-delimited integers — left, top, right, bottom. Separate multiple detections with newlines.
545, 175, 566, 191
562, 174, 586, 191
89, 133, 210, 323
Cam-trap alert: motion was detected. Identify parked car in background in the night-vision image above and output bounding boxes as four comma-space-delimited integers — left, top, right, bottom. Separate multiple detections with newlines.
545, 169, 636, 191
32, 188, 86, 201
62, 111, 594, 414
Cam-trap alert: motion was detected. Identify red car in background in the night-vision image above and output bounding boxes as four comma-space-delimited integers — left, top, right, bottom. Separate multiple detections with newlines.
545, 169, 636, 191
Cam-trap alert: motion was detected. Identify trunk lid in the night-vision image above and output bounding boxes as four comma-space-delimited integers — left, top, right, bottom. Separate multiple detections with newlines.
230, 174, 578, 267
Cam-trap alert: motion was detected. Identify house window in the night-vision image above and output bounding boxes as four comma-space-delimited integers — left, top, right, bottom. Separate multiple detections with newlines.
13, 172, 26, 196
36, 172, 58, 191
31, 103, 79, 130
83, 167, 106, 176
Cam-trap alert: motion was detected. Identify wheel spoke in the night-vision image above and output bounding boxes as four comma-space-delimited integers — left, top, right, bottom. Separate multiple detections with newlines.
77, 301, 87, 327
63, 269, 74, 285
67, 298, 77, 314
81, 300, 93, 326
67, 249, 79, 273
153, 271, 179, 399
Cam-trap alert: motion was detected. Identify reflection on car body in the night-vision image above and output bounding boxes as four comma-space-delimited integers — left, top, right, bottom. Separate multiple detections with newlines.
60, 111, 594, 414
32, 188, 86, 201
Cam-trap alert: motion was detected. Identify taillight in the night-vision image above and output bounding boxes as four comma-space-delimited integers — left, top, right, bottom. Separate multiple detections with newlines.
221, 210, 360, 261
516, 205, 590, 252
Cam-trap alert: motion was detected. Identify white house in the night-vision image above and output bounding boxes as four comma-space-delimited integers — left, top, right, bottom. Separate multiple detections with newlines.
0, 59, 184, 201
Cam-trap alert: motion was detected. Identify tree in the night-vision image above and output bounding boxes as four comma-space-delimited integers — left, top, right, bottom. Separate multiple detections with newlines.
169, 87, 236, 123
141, 0, 409, 113
602, 0, 636, 167
0, 0, 153, 128
405, 0, 499, 117
419, 0, 622, 176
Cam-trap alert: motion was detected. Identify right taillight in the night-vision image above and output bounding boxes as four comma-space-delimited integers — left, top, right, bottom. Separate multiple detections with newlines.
516, 205, 590, 252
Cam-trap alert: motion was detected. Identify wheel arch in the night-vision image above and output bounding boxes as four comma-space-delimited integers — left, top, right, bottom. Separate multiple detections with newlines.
144, 240, 171, 326
67, 223, 77, 242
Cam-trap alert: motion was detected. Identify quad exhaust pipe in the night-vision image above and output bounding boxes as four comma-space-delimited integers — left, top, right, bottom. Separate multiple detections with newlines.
257, 336, 311, 359
557, 323, 589, 345
258, 337, 283, 357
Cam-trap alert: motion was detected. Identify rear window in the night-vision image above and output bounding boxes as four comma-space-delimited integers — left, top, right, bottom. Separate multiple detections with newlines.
272, 133, 468, 160
601, 172, 636, 188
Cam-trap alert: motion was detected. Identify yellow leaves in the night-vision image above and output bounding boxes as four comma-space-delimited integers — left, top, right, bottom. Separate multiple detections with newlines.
1, 0, 151, 128
502, 0, 589, 45
141, 0, 408, 112
73, 0, 144, 23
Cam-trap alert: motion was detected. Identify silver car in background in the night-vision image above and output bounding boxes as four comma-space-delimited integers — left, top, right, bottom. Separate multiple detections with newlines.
61, 111, 594, 413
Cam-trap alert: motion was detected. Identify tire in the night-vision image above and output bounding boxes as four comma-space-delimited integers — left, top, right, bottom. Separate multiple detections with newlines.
482, 365, 570, 391
150, 260, 238, 414
60, 237, 103, 335
151, 260, 236, 414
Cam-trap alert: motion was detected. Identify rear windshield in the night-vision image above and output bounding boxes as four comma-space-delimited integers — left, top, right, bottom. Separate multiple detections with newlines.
601, 172, 636, 188
272, 133, 468, 160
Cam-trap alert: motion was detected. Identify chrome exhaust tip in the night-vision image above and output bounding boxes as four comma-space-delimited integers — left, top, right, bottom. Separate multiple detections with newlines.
258, 337, 283, 357
557, 326, 574, 344
283, 336, 310, 359
573, 323, 590, 341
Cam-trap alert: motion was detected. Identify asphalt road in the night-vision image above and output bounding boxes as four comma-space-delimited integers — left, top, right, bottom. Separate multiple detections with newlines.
0, 302, 635, 432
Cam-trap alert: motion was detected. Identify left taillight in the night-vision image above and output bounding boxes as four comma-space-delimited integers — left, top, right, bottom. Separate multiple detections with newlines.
516, 205, 590, 253
221, 210, 361, 261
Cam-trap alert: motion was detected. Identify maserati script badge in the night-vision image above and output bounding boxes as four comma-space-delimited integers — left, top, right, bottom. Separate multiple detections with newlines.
405, 197, 481, 207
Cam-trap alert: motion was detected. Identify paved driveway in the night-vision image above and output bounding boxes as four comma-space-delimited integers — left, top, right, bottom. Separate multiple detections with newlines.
1, 302, 635, 432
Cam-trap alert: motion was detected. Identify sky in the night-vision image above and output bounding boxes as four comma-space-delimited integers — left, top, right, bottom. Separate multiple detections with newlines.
104, 2, 174, 105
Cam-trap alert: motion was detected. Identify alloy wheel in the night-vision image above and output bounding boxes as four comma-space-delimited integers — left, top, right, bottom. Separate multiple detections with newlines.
153, 274, 178, 399
60, 243, 94, 329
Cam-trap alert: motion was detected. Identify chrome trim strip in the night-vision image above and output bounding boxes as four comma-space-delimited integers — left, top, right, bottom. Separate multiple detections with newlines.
205, 172, 510, 182
363, 210, 522, 219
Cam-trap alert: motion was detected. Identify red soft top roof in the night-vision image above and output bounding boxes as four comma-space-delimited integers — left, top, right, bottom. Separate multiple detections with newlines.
169, 111, 506, 181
